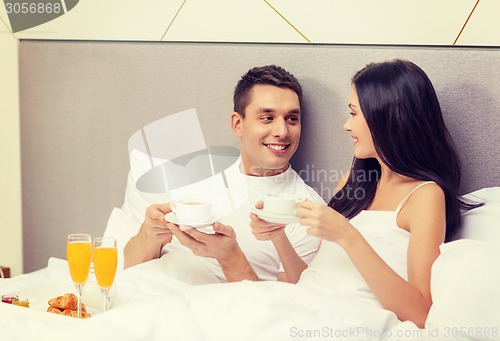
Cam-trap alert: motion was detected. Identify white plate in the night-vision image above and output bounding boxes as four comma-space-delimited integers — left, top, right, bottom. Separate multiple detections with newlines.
165, 212, 216, 229
251, 209, 299, 224
6, 282, 99, 317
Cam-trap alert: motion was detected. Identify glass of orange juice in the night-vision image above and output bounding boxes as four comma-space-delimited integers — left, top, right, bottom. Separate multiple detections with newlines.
67, 233, 92, 319
93, 237, 117, 312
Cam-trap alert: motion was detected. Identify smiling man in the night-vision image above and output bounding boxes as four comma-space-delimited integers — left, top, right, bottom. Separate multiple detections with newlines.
124, 65, 324, 283
235, 83, 301, 177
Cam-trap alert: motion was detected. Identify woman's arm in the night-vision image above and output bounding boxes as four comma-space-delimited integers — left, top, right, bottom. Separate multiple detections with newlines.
298, 183, 445, 327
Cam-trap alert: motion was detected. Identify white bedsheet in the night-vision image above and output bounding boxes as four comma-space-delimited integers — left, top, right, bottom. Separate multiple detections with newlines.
0, 258, 421, 341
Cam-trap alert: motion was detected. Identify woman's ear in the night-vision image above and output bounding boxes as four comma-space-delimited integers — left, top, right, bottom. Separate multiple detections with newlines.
231, 112, 243, 137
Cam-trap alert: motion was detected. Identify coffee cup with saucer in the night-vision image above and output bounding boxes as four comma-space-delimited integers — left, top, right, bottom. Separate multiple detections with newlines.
251, 194, 302, 224
165, 199, 215, 229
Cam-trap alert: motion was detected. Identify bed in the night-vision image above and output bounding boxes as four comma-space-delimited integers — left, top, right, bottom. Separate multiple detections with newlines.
3, 41, 500, 340
1, 185, 500, 340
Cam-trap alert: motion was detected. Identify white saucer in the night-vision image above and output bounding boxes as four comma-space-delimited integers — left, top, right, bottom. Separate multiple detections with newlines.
165, 212, 215, 229
251, 209, 299, 225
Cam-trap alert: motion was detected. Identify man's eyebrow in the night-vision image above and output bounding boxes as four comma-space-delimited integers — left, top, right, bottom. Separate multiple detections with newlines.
257, 107, 276, 113
256, 107, 301, 114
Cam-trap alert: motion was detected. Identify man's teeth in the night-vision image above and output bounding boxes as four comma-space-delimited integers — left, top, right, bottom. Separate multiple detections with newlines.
267, 144, 286, 151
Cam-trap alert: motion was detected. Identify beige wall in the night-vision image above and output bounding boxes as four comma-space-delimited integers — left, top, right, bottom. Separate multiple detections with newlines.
0, 25, 22, 276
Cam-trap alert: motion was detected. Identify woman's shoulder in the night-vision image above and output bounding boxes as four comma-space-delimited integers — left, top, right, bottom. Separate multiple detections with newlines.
399, 181, 445, 217
408, 181, 443, 198
400, 180, 444, 208
397, 180, 446, 234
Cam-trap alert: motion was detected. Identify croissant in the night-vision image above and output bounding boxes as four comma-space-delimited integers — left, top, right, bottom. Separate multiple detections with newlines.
47, 306, 62, 314
62, 308, 91, 318
47, 306, 91, 318
46, 293, 91, 318
48, 293, 78, 310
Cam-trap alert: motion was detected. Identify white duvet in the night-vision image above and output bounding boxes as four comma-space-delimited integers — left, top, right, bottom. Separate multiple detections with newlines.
2, 239, 500, 341
2, 188, 500, 341
0, 256, 422, 341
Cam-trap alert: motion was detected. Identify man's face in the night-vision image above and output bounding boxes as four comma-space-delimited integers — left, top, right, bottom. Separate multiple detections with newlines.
232, 84, 301, 176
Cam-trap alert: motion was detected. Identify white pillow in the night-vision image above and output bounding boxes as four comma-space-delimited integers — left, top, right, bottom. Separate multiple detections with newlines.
103, 207, 141, 270
426, 239, 500, 339
121, 170, 170, 225
455, 187, 500, 244
103, 170, 170, 269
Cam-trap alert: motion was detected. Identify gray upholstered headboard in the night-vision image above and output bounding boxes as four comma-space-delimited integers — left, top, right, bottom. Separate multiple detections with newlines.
19, 41, 500, 272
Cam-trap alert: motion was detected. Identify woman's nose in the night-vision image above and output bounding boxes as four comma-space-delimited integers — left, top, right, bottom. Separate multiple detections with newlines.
343, 117, 352, 132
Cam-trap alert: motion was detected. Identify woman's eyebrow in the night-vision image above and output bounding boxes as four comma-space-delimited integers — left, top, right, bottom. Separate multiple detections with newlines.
348, 103, 357, 109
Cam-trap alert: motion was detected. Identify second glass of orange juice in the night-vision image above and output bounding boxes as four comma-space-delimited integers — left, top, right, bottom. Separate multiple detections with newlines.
93, 237, 117, 311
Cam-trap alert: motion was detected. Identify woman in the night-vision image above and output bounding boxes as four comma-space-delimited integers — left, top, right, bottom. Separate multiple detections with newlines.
250, 59, 479, 328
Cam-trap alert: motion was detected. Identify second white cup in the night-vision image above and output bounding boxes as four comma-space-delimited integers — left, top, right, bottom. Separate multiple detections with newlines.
263, 194, 301, 216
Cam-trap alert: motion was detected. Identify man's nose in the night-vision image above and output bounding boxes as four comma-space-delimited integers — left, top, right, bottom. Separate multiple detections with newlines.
273, 118, 288, 137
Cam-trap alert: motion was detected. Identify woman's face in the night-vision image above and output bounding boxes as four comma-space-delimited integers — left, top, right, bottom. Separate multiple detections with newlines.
343, 85, 377, 159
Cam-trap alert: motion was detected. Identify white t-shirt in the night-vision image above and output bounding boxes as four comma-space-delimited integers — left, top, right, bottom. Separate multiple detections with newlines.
161, 158, 324, 282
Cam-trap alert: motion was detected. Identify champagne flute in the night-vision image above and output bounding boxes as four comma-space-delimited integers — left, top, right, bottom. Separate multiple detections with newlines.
66, 234, 92, 319
92, 237, 117, 312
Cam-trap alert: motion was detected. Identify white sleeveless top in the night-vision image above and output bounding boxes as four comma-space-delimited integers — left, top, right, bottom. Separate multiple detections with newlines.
298, 181, 435, 304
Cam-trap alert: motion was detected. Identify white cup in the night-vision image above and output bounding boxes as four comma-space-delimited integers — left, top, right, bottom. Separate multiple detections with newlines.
263, 194, 301, 216
172, 199, 212, 223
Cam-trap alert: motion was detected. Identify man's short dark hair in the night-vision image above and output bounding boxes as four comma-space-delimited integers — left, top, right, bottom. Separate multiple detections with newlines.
233, 65, 302, 117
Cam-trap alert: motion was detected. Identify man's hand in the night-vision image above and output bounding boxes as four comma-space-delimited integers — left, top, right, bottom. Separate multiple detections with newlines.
167, 222, 259, 282
139, 203, 174, 246
249, 200, 286, 241
167, 222, 237, 261
123, 203, 173, 268
249, 200, 307, 283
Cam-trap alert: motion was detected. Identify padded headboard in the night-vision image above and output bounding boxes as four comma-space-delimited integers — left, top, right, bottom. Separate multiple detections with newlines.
19, 41, 500, 272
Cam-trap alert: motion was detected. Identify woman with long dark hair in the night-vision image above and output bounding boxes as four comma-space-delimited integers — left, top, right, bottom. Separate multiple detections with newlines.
250, 59, 479, 327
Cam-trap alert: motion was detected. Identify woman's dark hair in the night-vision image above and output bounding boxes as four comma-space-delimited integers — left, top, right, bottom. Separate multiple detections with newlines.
329, 59, 481, 242
233, 65, 302, 117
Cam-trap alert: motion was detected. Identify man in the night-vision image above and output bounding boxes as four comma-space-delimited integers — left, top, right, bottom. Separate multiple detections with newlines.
124, 65, 324, 283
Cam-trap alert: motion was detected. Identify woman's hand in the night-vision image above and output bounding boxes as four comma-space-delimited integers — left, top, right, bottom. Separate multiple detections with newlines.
296, 200, 354, 244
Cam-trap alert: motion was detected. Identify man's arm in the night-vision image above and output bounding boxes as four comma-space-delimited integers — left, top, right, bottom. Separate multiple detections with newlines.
249, 213, 311, 283
123, 203, 173, 268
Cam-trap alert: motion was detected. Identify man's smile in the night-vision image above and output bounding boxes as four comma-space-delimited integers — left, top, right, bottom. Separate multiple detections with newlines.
264, 143, 290, 152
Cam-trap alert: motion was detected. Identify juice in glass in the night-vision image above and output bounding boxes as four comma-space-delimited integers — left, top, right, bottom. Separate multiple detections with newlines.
93, 247, 118, 289
67, 241, 92, 284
